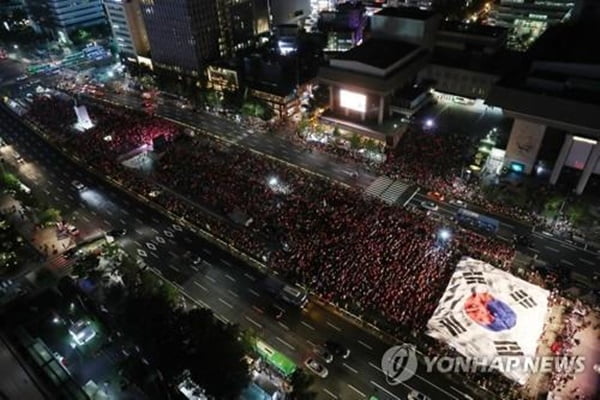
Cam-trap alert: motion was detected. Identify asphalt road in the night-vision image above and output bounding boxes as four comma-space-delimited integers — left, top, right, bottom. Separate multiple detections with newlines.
0, 106, 480, 400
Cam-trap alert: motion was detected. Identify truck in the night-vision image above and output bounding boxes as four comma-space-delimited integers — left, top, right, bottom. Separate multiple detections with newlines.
262, 276, 308, 308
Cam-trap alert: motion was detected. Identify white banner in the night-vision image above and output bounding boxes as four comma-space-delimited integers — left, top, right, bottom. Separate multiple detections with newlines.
427, 257, 549, 384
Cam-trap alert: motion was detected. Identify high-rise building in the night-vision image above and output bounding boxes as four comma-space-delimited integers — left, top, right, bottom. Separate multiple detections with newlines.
268, 0, 311, 25
140, 0, 220, 75
25, 0, 107, 41
218, 0, 270, 55
103, 0, 150, 62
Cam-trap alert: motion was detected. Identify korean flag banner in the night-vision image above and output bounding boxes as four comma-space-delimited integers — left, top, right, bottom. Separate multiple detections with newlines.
426, 257, 550, 384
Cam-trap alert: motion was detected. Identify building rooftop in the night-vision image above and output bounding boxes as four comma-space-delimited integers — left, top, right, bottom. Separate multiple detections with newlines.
374, 6, 437, 20
439, 21, 508, 39
335, 39, 420, 69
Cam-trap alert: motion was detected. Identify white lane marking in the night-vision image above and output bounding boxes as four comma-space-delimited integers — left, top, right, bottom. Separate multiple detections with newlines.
221, 259, 232, 267
155, 236, 166, 244
119, 218, 126, 225
227, 289, 238, 298
194, 281, 208, 291
307, 339, 316, 348
145, 242, 157, 251
169, 264, 180, 273
163, 230, 174, 238
248, 289, 260, 297
275, 337, 295, 351
370, 381, 402, 400
202, 248, 212, 255
579, 258, 596, 266
358, 340, 373, 350
252, 306, 264, 314
301, 321, 315, 331
244, 273, 256, 281
151, 252, 159, 259
137, 249, 147, 258
206, 276, 216, 284
82, 215, 90, 222
91, 210, 98, 216
168, 251, 177, 258
323, 389, 338, 399
545, 246, 560, 253
561, 259, 574, 266
225, 274, 236, 282
326, 321, 341, 332
218, 298, 233, 309
343, 362, 358, 374
278, 322, 290, 331
245, 316, 263, 329
172, 224, 183, 231
134, 240, 142, 247
347, 384, 366, 398
215, 314, 229, 324
151, 228, 159, 234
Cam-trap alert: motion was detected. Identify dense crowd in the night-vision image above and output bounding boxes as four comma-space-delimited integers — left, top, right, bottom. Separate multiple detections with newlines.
27, 96, 179, 161
25, 95, 517, 332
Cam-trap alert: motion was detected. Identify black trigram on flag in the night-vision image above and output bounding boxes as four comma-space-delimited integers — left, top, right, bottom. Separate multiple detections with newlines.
440, 315, 467, 337
510, 289, 536, 309
463, 271, 486, 285
494, 341, 523, 356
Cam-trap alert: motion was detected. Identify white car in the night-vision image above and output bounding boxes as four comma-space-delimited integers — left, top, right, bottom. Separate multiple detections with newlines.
420, 201, 438, 211
71, 180, 86, 191
408, 391, 431, 400
449, 199, 467, 208
304, 358, 328, 378
16, 74, 28, 81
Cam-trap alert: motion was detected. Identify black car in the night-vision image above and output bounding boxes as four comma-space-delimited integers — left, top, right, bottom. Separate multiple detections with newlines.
325, 340, 350, 359
107, 228, 127, 237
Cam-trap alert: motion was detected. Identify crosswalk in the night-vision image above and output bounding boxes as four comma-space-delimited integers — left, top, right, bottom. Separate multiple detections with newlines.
365, 176, 414, 205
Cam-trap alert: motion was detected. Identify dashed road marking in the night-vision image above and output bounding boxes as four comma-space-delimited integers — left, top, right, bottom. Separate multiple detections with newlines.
348, 384, 366, 398
243, 273, 256, 281
358, 340, 373, 351
194, 281, 208, 291
278, 322, 290, 331
326, 321, 341, 332
248, 289, 260, 297
206, 276, 216, 284
252, 306, 264, 314
227, 289, 238, 298
245, 316, 262, 329
275, 337, 295, 351
225, 274, 236, 282
343, 362, 358, 374
323, 389, 338, 399
218, 298, 233, 309
168, 264, 180, 273
579, 258, 595, 266
300, 321, 315, 331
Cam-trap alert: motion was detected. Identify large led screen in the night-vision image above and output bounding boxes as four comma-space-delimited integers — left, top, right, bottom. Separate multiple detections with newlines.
339, 89, 366, 112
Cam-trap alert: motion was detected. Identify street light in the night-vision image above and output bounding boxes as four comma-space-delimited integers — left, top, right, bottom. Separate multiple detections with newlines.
425, 119, 434, 129
438, 229, 451, 241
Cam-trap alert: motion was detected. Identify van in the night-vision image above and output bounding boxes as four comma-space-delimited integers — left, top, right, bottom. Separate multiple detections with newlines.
281, 285, 308, 308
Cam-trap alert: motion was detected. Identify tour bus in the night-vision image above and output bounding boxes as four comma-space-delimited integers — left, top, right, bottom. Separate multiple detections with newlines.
255, 340, 296, 377
455, 208, 500, 234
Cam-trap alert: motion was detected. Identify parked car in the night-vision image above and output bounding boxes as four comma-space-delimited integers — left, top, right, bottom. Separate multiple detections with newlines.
408, 390, 431, 400
107, 228, 127, 237
304, 358, 328, 378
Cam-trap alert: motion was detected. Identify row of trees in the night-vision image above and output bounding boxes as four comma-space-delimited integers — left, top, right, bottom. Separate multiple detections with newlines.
75, 250, 250, 399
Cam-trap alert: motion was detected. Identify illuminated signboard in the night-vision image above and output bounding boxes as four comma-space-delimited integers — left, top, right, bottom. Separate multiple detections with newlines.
339, 89, 366, 112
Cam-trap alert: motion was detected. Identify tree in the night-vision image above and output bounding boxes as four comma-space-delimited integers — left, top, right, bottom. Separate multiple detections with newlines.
289, 369, 317, 400
349, 133, 362, 150
37, 208, 61, 226
72, 254, 100, 278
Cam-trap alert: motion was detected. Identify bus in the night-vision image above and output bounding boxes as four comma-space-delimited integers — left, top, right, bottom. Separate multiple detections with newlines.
455, 208, 499, 234
255, 340, 296, 377
262, 276, 308, 308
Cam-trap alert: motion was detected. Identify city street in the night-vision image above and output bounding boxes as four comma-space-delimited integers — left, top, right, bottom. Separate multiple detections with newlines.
90, 89, 599, 277
0, 105, 481, 399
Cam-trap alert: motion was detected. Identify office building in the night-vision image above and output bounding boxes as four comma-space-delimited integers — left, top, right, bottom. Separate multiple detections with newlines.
26, 0, 107, 41
370, 6, 441, 48
219, 0, 270, 55
318, 1, 367, 52
140, 0, 220, 75
269, 0, 311, 25
103, 0, 150, 62
486, 22, 600, 194
487, 0, 576, 50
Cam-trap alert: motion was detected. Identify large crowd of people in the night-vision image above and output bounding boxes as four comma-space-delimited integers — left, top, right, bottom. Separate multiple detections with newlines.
25, 95, 517, 332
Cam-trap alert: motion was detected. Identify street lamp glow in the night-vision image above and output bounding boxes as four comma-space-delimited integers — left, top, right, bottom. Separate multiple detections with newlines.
439, 229, 451, 241
425, 119, 434, 128
268, 176, 278, 187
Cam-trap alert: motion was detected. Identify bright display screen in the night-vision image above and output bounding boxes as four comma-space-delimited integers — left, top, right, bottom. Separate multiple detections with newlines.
339, 89, 366, 112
